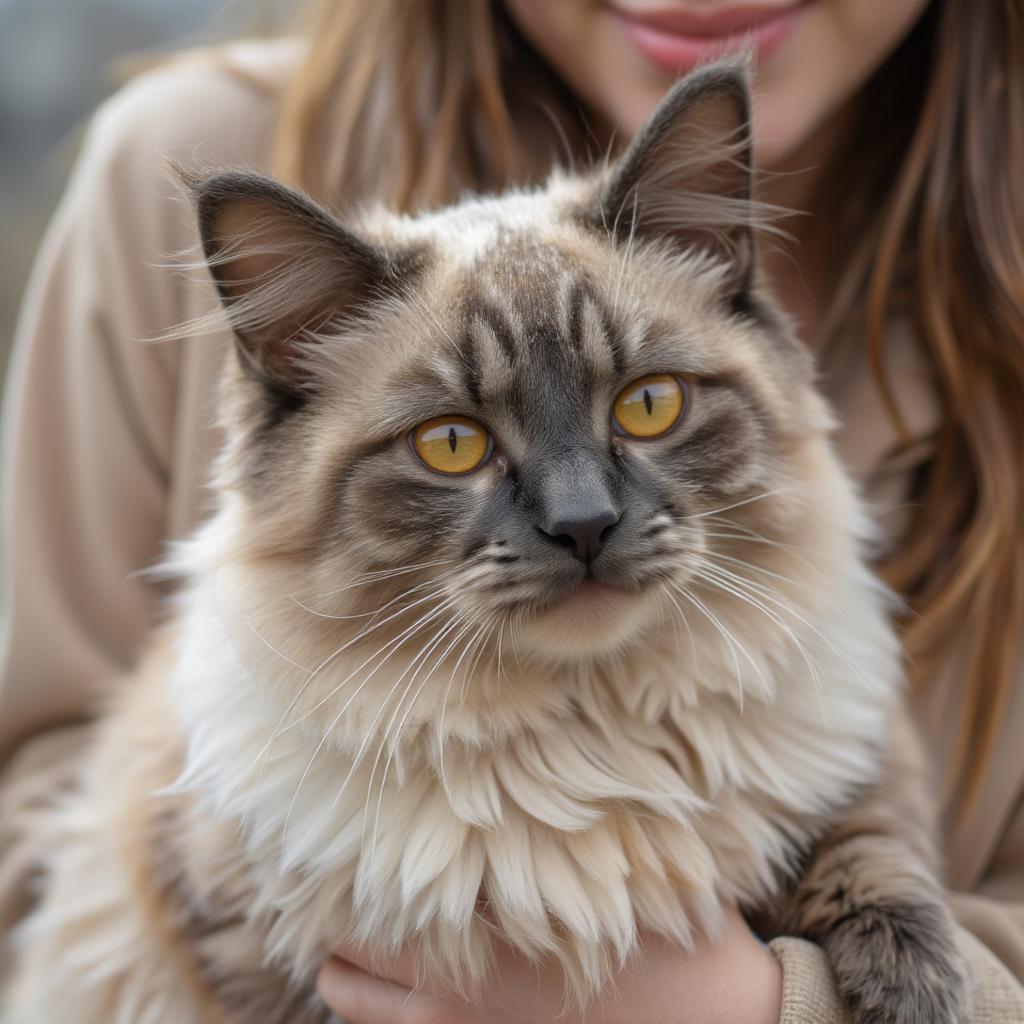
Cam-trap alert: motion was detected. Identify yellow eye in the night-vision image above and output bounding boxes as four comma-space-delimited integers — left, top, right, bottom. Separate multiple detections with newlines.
612, 374, 686, 438
411, 416, 492, 474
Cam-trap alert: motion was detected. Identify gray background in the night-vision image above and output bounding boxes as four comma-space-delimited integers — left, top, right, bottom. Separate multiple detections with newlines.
0, 0, 298, 377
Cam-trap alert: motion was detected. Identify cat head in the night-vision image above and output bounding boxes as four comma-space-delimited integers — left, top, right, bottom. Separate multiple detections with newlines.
189, 58, 855, 745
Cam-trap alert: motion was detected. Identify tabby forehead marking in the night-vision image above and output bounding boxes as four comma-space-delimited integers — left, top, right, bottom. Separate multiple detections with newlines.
451, 272, 633, 418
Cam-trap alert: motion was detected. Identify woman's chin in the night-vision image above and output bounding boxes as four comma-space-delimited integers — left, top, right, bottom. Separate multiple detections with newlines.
515, 580, 656, 661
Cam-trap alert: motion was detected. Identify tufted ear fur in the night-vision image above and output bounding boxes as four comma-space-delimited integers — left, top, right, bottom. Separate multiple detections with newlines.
596, 57, 756, 298
193, 171, 394, 398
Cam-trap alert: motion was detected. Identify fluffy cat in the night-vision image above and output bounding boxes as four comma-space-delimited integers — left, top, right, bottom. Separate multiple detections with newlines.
7, 60, 967, 1024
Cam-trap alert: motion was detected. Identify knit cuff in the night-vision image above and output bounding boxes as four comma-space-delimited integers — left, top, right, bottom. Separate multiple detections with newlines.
769, 936, 852, 1024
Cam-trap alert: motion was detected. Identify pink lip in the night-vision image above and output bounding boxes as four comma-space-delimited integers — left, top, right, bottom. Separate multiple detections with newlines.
610, 3, 805, 75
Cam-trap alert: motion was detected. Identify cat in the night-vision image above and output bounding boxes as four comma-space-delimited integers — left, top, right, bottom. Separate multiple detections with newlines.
7, 59, 967, 1024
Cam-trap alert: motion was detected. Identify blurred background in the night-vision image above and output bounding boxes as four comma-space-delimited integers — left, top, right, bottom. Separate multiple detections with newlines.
0, 0, 299, 379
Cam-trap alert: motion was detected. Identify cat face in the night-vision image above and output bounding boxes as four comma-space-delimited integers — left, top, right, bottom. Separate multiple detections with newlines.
193, 60, 842, 721
307, 241, 798, 661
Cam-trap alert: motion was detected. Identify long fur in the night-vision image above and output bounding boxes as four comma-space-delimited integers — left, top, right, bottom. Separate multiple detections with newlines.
7, 61, 966, 1024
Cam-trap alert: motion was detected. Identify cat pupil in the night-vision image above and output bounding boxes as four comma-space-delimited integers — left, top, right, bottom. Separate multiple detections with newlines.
448, 427, 457, 453
643, 389, 653, 415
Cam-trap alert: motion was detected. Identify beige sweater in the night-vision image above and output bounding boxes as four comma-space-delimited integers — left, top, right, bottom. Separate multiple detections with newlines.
1, 42, 1023, 1022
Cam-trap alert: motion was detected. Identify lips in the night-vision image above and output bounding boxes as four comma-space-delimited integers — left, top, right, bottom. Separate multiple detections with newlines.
610, 2, 806, 74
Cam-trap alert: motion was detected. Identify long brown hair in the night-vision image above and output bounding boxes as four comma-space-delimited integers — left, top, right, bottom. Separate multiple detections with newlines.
272, 2, 584, 210
272, 0, 1024, 812
824, 0, 1024, 810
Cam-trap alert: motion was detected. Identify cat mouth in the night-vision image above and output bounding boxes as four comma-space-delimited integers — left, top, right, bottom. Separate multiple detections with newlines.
511, 576, 656, 658
557, 578, 631, 608
534, 570, 649, 616
537, 577, 640, 626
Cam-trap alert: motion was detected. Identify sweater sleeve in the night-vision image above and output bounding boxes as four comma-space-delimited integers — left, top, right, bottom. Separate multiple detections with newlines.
0, 41, 287, 767
951, 800, 1024, 982
0, 48, 282, 765
0, 82, 185, 765
0, 55, 278, 975
769, 912, 1024, 1022
0, 74, 189, 980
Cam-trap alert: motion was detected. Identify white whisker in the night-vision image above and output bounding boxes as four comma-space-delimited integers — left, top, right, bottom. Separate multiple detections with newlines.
669, 582, 757, 709
283, 601, 458, 839
699, 557, 868, 692
696, 564, 827, 717
288, 564, 462, 621
655, 582, 692, 667
240, 591, 456, 786
438, 620, 491, 796
685, 487, 796, 521
369, 617, 480, 854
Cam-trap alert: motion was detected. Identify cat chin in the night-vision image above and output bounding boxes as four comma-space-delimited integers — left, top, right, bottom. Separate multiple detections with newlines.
513, 581, 658, 660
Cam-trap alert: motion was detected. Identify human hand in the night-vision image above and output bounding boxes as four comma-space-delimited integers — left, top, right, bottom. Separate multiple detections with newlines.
317, 905, 782, 1024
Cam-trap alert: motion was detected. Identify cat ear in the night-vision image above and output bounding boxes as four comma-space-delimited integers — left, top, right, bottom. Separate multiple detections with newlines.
596, 57, 755, 294
192, 171, 392, 394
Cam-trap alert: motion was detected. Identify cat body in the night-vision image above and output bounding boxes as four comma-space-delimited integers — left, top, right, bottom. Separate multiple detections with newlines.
8, 62, 966, 1023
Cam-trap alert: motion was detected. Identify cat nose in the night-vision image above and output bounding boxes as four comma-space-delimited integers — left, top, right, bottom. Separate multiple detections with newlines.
541, 508, 620, 563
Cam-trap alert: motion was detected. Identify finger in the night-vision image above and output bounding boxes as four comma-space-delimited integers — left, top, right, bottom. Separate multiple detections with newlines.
317, 958, 417, 1023
327, 942, 421, 989
318, 957, 473, 1024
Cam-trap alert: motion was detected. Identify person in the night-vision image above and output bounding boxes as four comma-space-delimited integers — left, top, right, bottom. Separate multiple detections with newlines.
1, 1, 1022, 1021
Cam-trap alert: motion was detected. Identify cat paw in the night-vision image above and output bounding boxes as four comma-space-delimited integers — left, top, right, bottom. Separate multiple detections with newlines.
823, 898, 969, 1024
